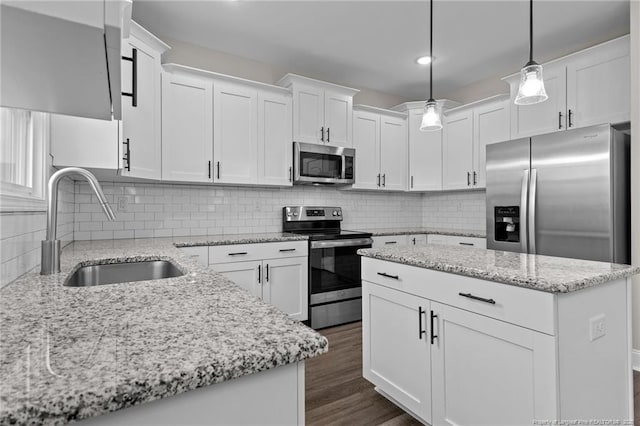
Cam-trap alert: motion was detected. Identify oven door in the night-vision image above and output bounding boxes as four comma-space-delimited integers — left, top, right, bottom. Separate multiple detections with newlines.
309, 238, 372, 305
294, 142, 355, 185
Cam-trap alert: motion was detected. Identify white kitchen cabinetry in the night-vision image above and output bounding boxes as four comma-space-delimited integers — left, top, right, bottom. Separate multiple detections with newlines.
442, 95, 510, 191
277, 74, 359, 146
427, 234, 486, 249
208, 241, 309, 321
120, 21, 169, 180
362, 257, 632, 425
371, 235, 408, 249
352, 106, 407, 191
258, 91, 294, 186
505, 35, 629, 138
161, 72, 213, 183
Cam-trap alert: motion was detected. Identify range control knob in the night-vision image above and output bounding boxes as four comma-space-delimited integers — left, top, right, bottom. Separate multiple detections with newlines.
332, 210, 338, 216
337, 210, 342, 216
293, 212, 298, 217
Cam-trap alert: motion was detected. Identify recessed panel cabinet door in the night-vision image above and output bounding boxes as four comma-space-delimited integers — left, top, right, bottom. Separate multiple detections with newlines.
408, 109, 443, 191
258, 91, 293, 186
473, 100, 510, 188
510, 64, 567, 138
324, 90, 352, 146
161, 73, 213, 182
262, 257, 308, 321
213, 82, 258, 184
293, 84, 324, 144
362, 282, 432, 423
352, 110, 381, 190
211, 261, 262, 300
121, 37, 162, 180
380, 116, 407, 191
442, 110, 473, 190
431, 301, 556, 426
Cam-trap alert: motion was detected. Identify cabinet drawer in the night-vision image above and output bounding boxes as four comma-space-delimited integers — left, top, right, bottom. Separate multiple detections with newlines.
372, 235, 408, 249
427, 234, 486, 249
362, 257, 555, 335
210, 241, 308, 264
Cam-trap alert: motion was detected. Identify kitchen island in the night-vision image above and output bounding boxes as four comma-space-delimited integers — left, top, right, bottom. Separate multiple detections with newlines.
0, 237, 327, 425
358, 245, 639, 426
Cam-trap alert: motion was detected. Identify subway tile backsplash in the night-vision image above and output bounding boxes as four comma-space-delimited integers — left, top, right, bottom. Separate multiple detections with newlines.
422, 190, 486, 231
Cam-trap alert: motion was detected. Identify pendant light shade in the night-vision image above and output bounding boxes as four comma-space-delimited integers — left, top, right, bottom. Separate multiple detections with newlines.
420, 0, 442, 132
515, 0, 548, 106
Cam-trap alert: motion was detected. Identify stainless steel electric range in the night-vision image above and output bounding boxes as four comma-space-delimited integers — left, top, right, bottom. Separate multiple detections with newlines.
283, 206, 373, 329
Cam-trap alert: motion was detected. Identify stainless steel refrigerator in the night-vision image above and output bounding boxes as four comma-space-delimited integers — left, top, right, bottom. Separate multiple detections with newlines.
486, 123, 630, 264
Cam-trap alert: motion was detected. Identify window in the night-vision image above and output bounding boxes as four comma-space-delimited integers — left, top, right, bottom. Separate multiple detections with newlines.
0, 107, 48, 211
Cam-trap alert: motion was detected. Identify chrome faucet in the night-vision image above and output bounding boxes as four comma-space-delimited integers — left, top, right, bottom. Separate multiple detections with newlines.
41, 167, 116, 275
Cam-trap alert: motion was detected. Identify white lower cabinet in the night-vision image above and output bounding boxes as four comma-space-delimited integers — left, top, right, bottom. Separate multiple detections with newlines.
426, 234, 486, 249
371, 235, 408, 249
362, 257, 632, 425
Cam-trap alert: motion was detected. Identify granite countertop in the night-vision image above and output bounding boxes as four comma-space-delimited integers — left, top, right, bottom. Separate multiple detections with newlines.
358, 245, 640, 293
0, 238, 327, 425
367, 228, 486, 238
172, 232, 308, 247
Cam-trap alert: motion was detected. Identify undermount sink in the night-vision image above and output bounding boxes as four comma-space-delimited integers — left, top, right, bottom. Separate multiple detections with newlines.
64, 260, 184, 287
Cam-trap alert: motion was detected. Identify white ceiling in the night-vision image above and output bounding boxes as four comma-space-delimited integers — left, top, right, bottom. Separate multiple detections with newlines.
132, 0, 630, 100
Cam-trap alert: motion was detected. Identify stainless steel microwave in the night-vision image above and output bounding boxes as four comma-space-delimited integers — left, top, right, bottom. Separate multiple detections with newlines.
293, 142, 355, 185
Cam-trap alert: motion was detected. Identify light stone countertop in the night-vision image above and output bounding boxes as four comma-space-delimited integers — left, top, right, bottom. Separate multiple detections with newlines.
358, 245, 640, 293
0, 238, 327, 425
366, 228, 486, 238
172, 232, 308, 247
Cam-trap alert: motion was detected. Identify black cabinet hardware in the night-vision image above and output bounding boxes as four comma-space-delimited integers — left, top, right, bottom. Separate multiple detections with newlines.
558, 111, 563, 129
459, 242, 474, 246
122, 139, 131, 172
216, 161, 220, 179
121, 48, 137, 107
467, 172, 471, 186
321, 126, 324, 142
377, 174, 381, 187
228, 252, 248, 256
430, 310, 438, 344
412, 238, 416, 245
411, 175, 414, 189
418, 306, 427, 340
384, 241, 397, 245
265, 264, 269, 282
258, 264, 261, 283
327, 127, 330, 142
289, 166, 292, 182
279, 248, 296, 252
376, 272, 399, 280
382, 174, 386, 187
473, 171, 477, 186
208, 161, 211, 179
568, 109, 573, 127
459, 292, 496, 304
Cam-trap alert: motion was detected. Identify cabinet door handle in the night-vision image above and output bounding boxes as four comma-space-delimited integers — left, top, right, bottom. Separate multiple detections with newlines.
122, 138, 131, 171
411, 175, 414, 189
467, 172, 471, 186
208, 161, 211, 179
430, 310, 438, 344
327, 127, 330, 143
418, 306, 427, 340
265, 264, 269, 282
376, 272, 399, 280
459, 242, 474, 246
279, 248, 296, 252
377, 174, 381, 187
568, 109, 573, 127
288, 166, 292, 182
216, 161, 220, 179
412, 238, 416, 245
121, 48, 137, 107
558, 111, 563, 129
473, 171, 477, 186
228, 252, 248, 256
459, 292, 496, 305
384, 241, 397, 245
258, 264, 261, 283
321, 126, 325, 142
382, 174, 386, 187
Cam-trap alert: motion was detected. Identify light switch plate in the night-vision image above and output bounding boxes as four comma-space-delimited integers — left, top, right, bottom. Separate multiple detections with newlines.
589, 314, 606, 341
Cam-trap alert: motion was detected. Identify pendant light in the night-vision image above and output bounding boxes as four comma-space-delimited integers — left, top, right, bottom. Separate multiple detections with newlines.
515, 0, 548, 105
420, 0, 442, 131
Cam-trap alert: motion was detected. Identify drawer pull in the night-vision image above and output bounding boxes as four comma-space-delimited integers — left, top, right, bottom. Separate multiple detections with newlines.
459, 292, 496, 305
377, 272, 399, 280
459, 242, 474, 246
384, 241, 397, 245
418, 306, 426, 340
228, 252, 248, 256
279, 248, 297, 252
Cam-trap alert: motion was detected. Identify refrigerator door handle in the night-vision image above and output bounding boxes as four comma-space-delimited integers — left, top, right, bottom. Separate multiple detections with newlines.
528, 169, 538, 254
520, 170, 529, 253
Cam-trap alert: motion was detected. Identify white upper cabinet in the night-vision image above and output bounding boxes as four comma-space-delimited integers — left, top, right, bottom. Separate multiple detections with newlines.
278, 74, 359, 146
161, 72, 213, 183
1, 1, 131, 120
442, 96, 510, 191
352, 106, 407, 191
120, 21, 170, 180
505, 35, 629, 139
258, 91, 294, 186
213, 82, 258, 184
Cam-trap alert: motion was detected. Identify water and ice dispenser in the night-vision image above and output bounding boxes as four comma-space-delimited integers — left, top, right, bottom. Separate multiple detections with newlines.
494, 206, 520, 243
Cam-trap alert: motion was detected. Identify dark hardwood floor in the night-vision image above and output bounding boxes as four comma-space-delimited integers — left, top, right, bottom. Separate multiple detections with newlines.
306, 321, 640, 426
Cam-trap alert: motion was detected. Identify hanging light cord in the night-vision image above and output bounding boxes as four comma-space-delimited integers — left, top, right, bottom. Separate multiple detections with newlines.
528, 0, 533, 63
429, 0, 434, 100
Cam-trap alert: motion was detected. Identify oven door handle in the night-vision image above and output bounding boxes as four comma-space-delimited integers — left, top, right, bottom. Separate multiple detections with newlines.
310, 238, 373, 249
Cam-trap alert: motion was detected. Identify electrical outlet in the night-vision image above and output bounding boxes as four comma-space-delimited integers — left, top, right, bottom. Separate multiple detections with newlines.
589, 314, 606, 341
117, 197, 129, 212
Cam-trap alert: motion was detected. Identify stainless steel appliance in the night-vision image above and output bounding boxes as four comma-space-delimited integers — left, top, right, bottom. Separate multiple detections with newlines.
486, 124, 630, 263
293, 142, 355, 185
283, 206, 372, 329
